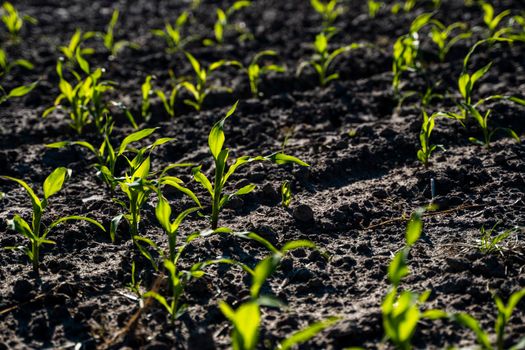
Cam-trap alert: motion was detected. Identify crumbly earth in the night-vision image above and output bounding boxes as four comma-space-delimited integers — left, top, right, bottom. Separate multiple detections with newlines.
1, 0, 524, 349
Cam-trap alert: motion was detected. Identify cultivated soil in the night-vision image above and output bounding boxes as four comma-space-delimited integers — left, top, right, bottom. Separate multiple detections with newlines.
1, 0, 525, 349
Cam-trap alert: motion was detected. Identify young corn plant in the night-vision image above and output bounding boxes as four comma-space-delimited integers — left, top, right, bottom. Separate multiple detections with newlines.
141, 75, 153, 122
2, 168, 105, 278
382, 209, 444, 350
368, 0, 383, 18
481, 1, 511, 38
180, 52, 242, 111
392, 13, 432, 95
60, 29, 95, 71
310, 0, 343, 30
243, 50, 285, 98
152, 12, 195, 53
297, 32, 364, 86
96, 9, 137, 58
417, 110, 443, 167
0, 48, 37, 104
1, 2, 37, 41
43, 61, 114, 134
203, 1, 252, 46
428, 20, 472, 62
281, 181, 292, 208
479, 221, 518, 255
46, 126, 166, 192
192, 102, 309, 229
155, 81, 182, 119
445, 289, 525, 350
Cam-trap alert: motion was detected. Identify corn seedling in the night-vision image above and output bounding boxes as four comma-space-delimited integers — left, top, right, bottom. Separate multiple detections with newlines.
417, 110, 443, 167
46, 126, 166, 192
155, 80, 182, 119
382, 209, 444, 350
508, 15, 525, 41
0, 48, 37, 104
152, 12, 194, 53
368, 0, 383, 18
141, 75, 153, 122
428, 20, 471, 62
244, 50, 285, 98
481, 1, 511, 38
60, 29, 95, 71
180, 52, 242, 111
464, 104, 521, 148
281, 181, 292, 208
310, 0, 343, 30
445, 289, 525, 350
203, 1, 252, 46
297, 32, 365, 86
127, 260, 143, 298
1, 168, 105, 277
192, 102, 309, 229
96, 9, 137, 58
43, 61, 114, 134
479, 221, 518, 255
1, 2, 36, 41
392, 13, 432, 94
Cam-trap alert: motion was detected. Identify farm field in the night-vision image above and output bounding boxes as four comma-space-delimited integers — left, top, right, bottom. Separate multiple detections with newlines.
1, 0, 525, 349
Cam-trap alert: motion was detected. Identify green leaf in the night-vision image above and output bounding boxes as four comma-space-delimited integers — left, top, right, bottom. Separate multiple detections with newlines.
155, 194, 172, 233
43, 167, 70, 200
118, 128, 158, 156
220, 301, 260, 350
250, 255, 280, 298
388, 249, 408, 286
268, 153, 309, 166
233, 184, 256, 196
2, 175, 42, 212
209, 102, 238, 159
7, 215, 35, 240
110, 214, 123, 242
405, 210, 423, 246
281, 240, 317, 254
144, 291, 173, 314
6, 81, 38, 99
46, 215, 105, 236
132, 156, 151, 179
278, 317, 340, 350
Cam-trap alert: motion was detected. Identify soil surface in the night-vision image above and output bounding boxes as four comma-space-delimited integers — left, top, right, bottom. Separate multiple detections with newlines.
1, 0, 525, 349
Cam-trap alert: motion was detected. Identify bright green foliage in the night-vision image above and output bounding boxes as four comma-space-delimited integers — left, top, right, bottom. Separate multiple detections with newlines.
1, 2, 37, 40
447, 289, 525, 350
508, 15, 525, 41
96, 9, 137, 57
310, 0, 343, 29
297, 32, 364, 86
281, 181, 292, 208
43, 61, 114, 134
0, 48, 37, 104
127, 260, 142, 297
481, 1, 511, 37
141, 75, 153, 121
429, 20, 471, 62
382, 209, 442, 350
203, 1, 252, 46
155, 80, 182, 119
220, 301, 261, 350
2, 168, 105, 277
368, 0, 383, 18
60, 29, 95, 70
244, 50, 285, 98
192, 102, 309, 229
180, 52, 242, 111
46, 126, 167, 192
392, 13, 432, 94
479, 221, 518, 254
152, 12, 194, 53
417, 110, 442, 167
465, 104, 521, 148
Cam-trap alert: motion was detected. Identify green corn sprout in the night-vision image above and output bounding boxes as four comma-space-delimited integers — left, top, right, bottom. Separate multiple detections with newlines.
417, 110, 442, 167
97, 9, 137, 58
243, 50, 285, 98
46, 126, 165, 192
155, 81, 182, 119
382, 209, 443, 350
479, 221, 518, 255
1, 168, 105, 277
508, 15, 525, 41
391, 0, 419, 14
180, 52, 242, 111
203, 1, 252, 46
1, 2, 36, 41
310, 0, 343, 29
297, 32, 364, 86
60, 29, 95, 70
152, 12, 194, 53
0, 48, 37, 104
368, 0, 383, 18
127, 260, 142, 297
281, 181, 292, 208
192, 102, 309, 229
481, 1, 511, 38
464, 104, 521, 148
43, 61, 114, 134
444, 289, 525, 350
392, 13, 433, 94
429, 20, 472, 62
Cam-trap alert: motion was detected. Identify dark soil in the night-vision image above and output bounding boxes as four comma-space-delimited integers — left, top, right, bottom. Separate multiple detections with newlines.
1, 0, 525, 349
